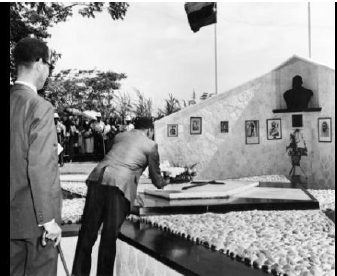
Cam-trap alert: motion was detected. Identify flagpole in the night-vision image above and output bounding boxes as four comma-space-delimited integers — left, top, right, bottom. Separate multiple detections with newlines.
214, 4, 218, 95
308, 2, 312, 58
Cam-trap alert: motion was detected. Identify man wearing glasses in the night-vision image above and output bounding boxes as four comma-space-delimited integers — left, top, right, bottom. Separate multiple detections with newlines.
10, 37, 62, 276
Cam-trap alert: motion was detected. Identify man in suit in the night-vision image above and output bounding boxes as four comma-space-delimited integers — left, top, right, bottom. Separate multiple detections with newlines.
72, 117, 170, 276
10, 37, 62, 276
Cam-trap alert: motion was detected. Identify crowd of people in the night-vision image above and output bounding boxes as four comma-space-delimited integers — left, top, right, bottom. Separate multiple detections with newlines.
54, 112, 135, 165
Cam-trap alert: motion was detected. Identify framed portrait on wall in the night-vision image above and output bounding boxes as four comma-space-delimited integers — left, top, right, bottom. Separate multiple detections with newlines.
190, 117, 202, 134
318, 117, 332, 142
220, 121, 229, 133
167, 124, 178, 137
245, 120, 259, 144
267, 118, 282, 140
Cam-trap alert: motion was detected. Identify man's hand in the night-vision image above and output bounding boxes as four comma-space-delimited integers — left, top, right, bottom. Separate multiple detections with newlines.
162, 171, 171, 188
43, 221, 62, 247
163, 171, 171, 179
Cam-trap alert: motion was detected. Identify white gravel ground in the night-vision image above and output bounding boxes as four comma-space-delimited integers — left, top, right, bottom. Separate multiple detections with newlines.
60, 173, 335, 275
130, 210, 335, 276
307, 190, 335, 211
226, 175, 291, 183
61, 181, 87, 197
62, 198, 85, 224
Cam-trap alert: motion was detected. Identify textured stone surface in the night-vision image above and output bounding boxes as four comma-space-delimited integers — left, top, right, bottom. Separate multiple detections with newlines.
115, 239, 183, 276
61, 181, 87, 197
307, 189, 335, 211
61, 198, 85, 224
59, 162, 97, 175
138, 210, 335, 276
57, 236, 183, 276
155, 56, 335, 189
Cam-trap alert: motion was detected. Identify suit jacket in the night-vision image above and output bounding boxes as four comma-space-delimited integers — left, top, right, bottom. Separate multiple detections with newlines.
87, 129, 166, 209
10, 84, 62, 239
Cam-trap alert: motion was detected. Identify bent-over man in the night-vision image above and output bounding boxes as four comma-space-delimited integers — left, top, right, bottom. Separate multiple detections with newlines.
72, 116, 169, 276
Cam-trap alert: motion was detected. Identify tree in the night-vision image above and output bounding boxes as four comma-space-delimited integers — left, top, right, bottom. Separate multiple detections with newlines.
157, 93, 183, 118
45, 69, 127, 117
83, 71, 127, 115
45, 78, 87, 112
112, 91, 133, 122
10, 2, 129, 83
133, 89, 153, 117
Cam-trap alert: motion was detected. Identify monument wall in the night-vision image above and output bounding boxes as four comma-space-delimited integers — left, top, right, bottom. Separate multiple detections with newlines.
154, 56, 335, 189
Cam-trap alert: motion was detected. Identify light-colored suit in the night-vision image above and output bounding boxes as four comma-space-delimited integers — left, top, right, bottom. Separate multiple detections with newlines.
87, 129, 166, 208
72, 128, 166, 276
10, 84, 62, 239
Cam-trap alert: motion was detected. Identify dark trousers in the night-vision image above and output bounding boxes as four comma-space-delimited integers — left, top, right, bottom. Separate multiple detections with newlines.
72, 183, 130, 276
68, 136, 75, 161
94, 133, 104, 155
10, 237, 58, 276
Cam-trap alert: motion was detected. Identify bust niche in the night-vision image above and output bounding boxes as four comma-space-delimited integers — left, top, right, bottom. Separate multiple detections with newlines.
273, 75, 321, 113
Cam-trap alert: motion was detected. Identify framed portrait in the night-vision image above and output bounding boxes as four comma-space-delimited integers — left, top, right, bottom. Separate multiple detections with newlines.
267, 118, 282, 140
220, 121, 229, 133
245, 120, 259, 144
167, 124, 178, 137
190, 117, 202, 134
318, 117, 332, 142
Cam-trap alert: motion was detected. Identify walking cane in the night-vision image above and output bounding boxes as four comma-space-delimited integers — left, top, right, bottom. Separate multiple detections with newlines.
42, 231, 71, 276
57, 243, 71, 276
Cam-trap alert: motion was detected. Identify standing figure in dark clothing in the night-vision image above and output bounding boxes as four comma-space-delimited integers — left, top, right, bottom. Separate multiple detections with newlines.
92, 112, 105, 155
284, 75, 313, 111
64, 116, 77, 162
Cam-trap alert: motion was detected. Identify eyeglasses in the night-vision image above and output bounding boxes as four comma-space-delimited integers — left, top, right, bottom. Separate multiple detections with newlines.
42, 59, 55, 70
36, 58, 54, 70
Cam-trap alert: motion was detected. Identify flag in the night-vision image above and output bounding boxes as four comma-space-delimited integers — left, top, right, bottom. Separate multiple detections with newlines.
185, 2, 217, 33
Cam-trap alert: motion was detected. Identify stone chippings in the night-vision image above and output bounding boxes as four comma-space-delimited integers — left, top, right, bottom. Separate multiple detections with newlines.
59, 162, 97, 175
61, 181, 88, 197
61, 198, 85, 224
227, 175, 291, 183
60, 176, 335, 275
128, 210, 335, 276
115, 239, 183, 276
307, 190, 335, 211
60, 174, 291, 198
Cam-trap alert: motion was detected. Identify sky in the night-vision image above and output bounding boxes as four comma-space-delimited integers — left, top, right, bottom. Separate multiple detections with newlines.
47, 1, 335, 112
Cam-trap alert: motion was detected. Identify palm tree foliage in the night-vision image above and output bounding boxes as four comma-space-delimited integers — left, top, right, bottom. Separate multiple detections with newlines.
133, 89, 153, 117
112, 91, 133, 122
157, 93, 182, 118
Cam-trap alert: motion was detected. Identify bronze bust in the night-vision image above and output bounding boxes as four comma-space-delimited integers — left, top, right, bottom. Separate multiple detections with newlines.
284, 75, 313, 111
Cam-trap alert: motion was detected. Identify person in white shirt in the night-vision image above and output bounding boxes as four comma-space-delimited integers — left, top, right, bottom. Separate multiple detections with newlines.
124, 115, 135, 131
103, 118, 112, 152
92, 112, 106, 155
